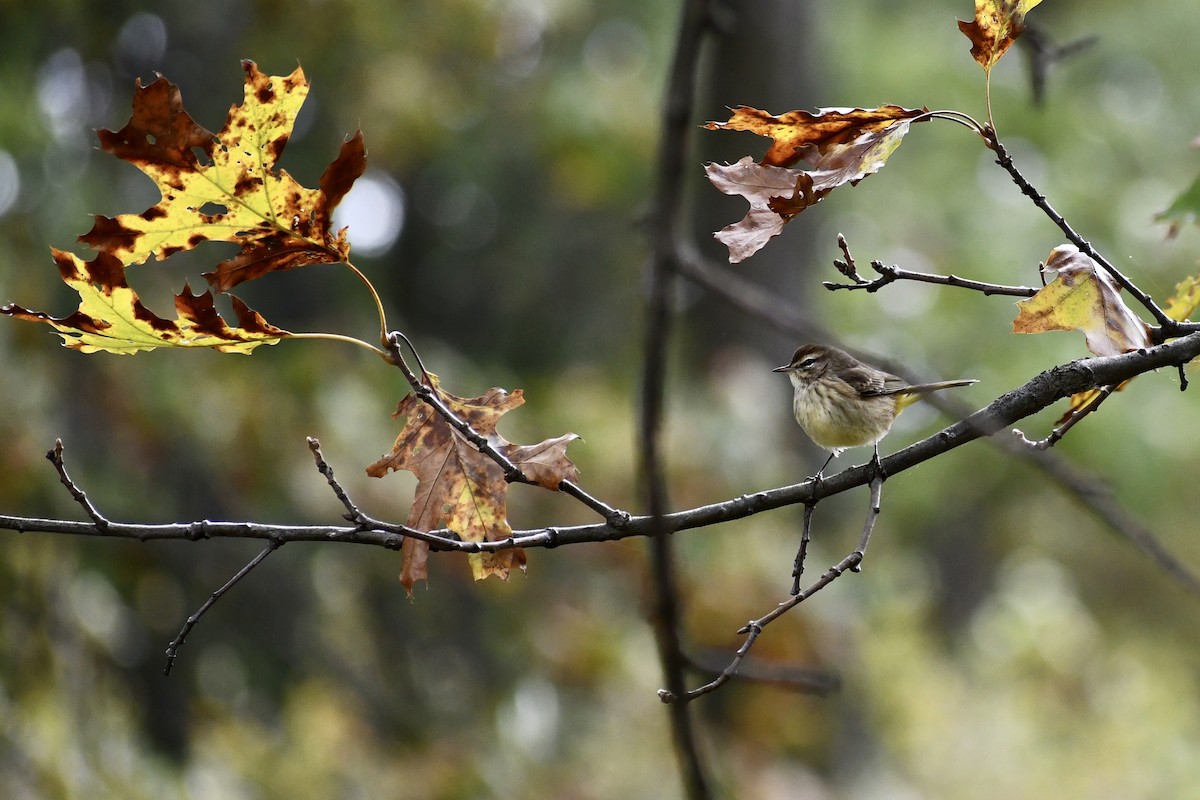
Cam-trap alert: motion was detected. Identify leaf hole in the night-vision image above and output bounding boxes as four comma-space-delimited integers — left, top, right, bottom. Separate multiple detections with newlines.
198, 202, 227, 217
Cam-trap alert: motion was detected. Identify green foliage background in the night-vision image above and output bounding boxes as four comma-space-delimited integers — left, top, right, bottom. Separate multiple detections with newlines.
1, 0, 1199, 797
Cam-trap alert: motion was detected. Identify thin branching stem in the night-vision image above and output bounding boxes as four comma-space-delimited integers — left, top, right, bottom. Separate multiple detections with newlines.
163, 538, 283, 675
824, 258, 1038, 297
790, 503, 815, 595
1014, 385, 1117, 450
47, 439, 108, 532
379, 331, 629, 527
985, 131, 1175, 330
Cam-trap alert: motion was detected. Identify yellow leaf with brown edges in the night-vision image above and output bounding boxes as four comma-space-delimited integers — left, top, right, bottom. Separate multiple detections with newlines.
78, 60, 366, 292
957, 0, 1043, 71
0, 249, 287, 354
1012, 245, 1152, 357
366, 373, 579, 595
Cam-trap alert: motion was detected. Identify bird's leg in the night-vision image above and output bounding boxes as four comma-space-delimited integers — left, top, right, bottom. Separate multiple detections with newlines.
808, 451, 836, 487
869, 442, 886, 481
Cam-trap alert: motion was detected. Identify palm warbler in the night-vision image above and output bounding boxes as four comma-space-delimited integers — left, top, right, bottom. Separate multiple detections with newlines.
773, 344, 976, 474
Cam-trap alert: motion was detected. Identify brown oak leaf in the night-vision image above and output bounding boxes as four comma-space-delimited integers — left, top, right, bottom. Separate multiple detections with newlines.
957, 0, 1043, 72
366, 373, 579, 595
705, 107, 924, 262
704, 104, 928, 168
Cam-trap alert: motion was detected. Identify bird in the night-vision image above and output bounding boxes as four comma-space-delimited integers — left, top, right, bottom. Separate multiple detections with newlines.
773, 343, 977, 477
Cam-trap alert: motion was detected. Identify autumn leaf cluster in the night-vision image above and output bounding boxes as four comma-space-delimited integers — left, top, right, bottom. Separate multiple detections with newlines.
704, 0, 1200, 424
3, 61, 364, 354
2, 61, 579, 593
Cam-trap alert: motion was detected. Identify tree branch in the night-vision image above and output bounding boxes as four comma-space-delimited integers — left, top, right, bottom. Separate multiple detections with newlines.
986, 130, 1175, 330
12, 334, 1200, 593
641, 0, 719, 795
676, 244, 1200, 595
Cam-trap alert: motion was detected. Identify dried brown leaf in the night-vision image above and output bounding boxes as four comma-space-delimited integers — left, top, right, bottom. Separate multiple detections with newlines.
366, 374, 579, 595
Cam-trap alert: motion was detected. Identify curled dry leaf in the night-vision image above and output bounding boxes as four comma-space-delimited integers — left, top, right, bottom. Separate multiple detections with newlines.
1012, 245, 1152, 357
705, 104, 929, 168
366, 373, 579, 595
957, 0, 1044, 72
705, 105, 926, 263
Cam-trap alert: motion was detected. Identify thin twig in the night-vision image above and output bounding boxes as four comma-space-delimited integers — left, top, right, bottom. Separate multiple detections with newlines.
664, 542, 870, 704
831, 232, 863, 283
824, 258, 1037, 298
163, 539, 283, 675
1013, 385, 1116, 450
667, 472, 883, 702
790, 503, 815, 595
46, 439, 109, 531
306, 436, 369, 527
850, 472, 884, 573
986, 131, 1175, 330
684, 650, 840, 695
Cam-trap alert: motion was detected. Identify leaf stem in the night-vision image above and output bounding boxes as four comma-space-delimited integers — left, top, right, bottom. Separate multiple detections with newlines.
286, 331, 388, 358
923, 109, 986, 136
984, 69, 996, 136
342, 259, 389, 347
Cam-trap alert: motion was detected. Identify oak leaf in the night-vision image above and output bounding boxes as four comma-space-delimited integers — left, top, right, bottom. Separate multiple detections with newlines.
957, 0, 1043, 72
366, 374, 579, 595
79, 60, 366, 291
1012, 245, 1152, 357
704, 105, 928, 168
705, 105, 925, 262
0, 249, 286, 354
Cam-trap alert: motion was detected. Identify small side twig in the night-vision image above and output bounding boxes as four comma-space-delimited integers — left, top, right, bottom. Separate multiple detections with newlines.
1014, 384, 1116, 450
831, 232, 864, 283
824, 258, 1037, 298
986, 131, 1175, 331
664, 472, 885, 703
684, 649, 840, 696
790, 503, 816, 595
163, 538, 283, 676
383, 331, 629, 527
47, 439, 110, 532
306, 436, 368, 527
662, 541, 869, 704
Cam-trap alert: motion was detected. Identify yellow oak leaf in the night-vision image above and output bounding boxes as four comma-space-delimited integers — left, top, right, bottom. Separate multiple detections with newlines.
1059, 272, 1200, 421
1, 250, 286, 354
78, 60, 365, 292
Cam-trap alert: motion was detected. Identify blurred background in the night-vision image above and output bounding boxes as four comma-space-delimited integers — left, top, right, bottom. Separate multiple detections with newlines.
2, 0, 1200, 797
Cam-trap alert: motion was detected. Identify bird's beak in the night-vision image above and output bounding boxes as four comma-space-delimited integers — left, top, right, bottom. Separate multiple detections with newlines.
772, 364, 791, 373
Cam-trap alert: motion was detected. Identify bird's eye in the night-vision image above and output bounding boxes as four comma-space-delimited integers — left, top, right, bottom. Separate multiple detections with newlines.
799, 357, 818, 369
